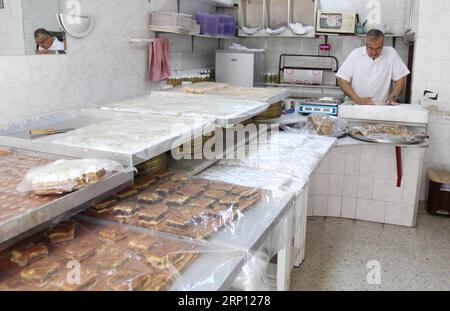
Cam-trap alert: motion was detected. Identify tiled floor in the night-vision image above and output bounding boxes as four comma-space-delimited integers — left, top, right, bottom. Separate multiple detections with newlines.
290, 204, 450, 291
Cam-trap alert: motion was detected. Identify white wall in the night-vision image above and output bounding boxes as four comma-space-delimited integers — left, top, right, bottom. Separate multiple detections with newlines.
0, 0, 25, 55
0, 0, 217, 129
411, 0, 450, 201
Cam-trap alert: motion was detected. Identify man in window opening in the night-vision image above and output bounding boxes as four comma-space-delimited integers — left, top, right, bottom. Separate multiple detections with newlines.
336, 29, 410, 105
34, 28, 65, 54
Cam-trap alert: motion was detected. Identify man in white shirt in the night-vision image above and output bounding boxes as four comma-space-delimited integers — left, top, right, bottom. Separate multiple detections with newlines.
34, 28, 65, 54
336, 29, 410, 105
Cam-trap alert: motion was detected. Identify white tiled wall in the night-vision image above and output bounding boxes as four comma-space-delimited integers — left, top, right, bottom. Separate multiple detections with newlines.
411, 0, 450, 201
0, 0, 218, 129
0, 0, 25, 55
309, 145, 424, 227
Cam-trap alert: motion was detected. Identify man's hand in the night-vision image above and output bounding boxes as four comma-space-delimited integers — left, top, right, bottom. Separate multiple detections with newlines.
352, 97, 374, 105
386, 95, 399, 105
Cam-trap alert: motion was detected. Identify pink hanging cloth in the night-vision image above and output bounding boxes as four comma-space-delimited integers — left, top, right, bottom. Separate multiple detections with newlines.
148, 38, 170, 81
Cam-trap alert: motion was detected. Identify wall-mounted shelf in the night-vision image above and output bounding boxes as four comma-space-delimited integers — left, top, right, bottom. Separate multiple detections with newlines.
149, 27, 236, 40
238, 28, 315, 38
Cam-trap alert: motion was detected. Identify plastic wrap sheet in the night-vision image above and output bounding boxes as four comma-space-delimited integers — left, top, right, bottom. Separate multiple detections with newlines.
229, 250, 272, 291
80, 170, 271, 244
181, 83, 291, 104
50, 114, 215, 163
221, 131, 337, 195
0, 148, 61, 228
102, 92, 270, 127
17, 159, 125, 195
0, 147, 133, 247
0, 219, 245, 291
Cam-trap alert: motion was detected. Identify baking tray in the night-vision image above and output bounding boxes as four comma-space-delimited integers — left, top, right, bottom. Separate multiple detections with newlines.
0, 147, 133, 249
0, 109, 215, 167
169, 86, 291, 105
101, 92, 270, 127
348, 132, 427, 145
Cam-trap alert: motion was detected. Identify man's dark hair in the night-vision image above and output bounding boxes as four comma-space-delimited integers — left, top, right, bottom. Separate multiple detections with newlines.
366, 29, 385, 39
34, 28, 51, 37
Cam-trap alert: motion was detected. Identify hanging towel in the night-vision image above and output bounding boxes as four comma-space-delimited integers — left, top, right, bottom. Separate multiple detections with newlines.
148, 38, 170, 81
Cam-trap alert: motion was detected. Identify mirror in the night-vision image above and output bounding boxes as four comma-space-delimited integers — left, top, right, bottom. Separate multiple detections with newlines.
0, 0, 66, 55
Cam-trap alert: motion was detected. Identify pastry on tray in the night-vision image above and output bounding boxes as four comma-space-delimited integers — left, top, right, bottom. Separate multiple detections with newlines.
10, 244, 49, 267
189, 197, 216, 210
98, 225, 129, 242
138, 204, 168, 226
170, 172, 189, 182
48, 221, 76, 244
204, 189, 227, 200
177, 185, 205, 198
0, 148, 13, 156
231, 186, 259, 198
164, 208, 203, 230
219, 196, 241, 206
115, 186, 139, 200
64, 240, 97, 261
20, 259, 61, 287
238, 193, 261, 212
134, 175, 157, 191
55, 268, 98, 291
165, 193, 190, 206
154, 171, 173, 180
187, 179, 210, 188
108, 268, 150, 291
156, 181, 179, 195
96, 248, 128, 273
145, 241, 189, 269
138, 191, 162, 204
113, 202, 140, 219
128, 234, 160, 256
208, 182, 234, 192
142, 271, 173, 291
91, 197, 117, 213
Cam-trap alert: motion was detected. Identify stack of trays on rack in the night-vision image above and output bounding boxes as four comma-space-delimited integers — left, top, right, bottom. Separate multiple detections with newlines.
135, 153, 167, 176
149, 12, 195, 34
0, 220, 199, 291
85, 170, 262, 241
253, 102, 284, 121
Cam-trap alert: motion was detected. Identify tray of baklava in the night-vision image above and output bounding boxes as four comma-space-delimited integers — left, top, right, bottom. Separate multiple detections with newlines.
83, 170, 263, 241
0, 219, 205, 291
0, 147, 132, 247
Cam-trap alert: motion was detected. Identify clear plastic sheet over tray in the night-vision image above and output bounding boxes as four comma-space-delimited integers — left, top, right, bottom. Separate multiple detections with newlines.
0, 219, 245, 291
45, 112, 216, 164
101, 92, 270, 127
81, 170, 275, 245
281, 113, 348, 138
17, 159, 125, 195
180, 82, 291, 104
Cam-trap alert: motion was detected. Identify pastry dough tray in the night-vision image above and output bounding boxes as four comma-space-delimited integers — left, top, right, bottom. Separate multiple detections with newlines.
348, 132, 427, 145
0, 147, 133, 250
0, 109, 215, 167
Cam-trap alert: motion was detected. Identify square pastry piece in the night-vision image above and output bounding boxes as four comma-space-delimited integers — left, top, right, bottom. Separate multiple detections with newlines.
128, 234, 160, 256
177, 185, 205, 198
134, 175, 157, 191
189, 197, 216, 210
231, 186, 259, 198
188, 179, 210, 188
156, 181, 179, 195
146, 241, 189, 269
170, 172, 189, 182
113, 202, 140, 219
91, 197, 117, 214
20, 259, 61, 287
115, 187, 139, 200
164, 209, 200, 230
208, 182, 234, 192
64, 240, 97, 261
108, 268, 150, 291
55, 269, 98, 291
96, 247, 128, 273
48, 221, 76, 244
10, 244, 49, 267
98, 225, 129, 242
138, 191, 162, 204
165, 193, 189, 206
138, 204, 168, 226
219, 196, 241, 206
204, 189, 227, 200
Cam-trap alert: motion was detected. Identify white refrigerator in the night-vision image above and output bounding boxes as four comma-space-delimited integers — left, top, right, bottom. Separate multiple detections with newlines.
215, 50, 265, 87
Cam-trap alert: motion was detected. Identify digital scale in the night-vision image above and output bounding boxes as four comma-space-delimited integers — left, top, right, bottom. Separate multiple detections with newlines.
283, 97, 343, 116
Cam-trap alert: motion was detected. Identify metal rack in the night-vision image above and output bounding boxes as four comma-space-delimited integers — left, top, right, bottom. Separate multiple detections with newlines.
278, 54, 339, 86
